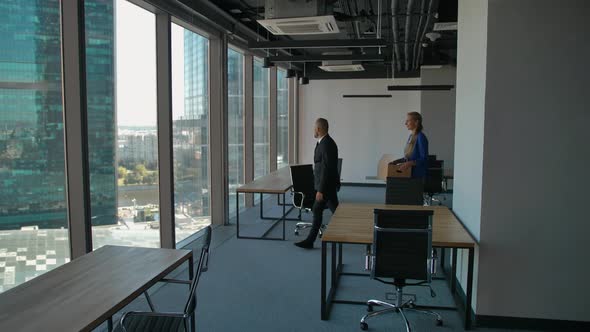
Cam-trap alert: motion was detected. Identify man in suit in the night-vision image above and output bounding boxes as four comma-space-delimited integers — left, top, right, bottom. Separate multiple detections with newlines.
295, 118, 340, 249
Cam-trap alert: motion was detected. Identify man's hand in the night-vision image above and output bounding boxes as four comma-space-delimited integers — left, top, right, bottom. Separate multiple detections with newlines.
316, 192, 324, 202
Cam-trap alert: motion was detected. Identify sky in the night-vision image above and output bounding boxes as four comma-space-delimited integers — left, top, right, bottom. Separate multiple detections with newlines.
115, 0, 185, 127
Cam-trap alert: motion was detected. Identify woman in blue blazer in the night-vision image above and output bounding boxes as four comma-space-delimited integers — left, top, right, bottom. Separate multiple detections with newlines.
398, 112, 429, 179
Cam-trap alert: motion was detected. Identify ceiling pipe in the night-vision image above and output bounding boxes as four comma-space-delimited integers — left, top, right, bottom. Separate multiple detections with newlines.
248, 39, 389, 50
414, 0, 437, 69
266, 54, 388, 62
391, 0, 402, 72
404, 0, 415, 71
411, 0, 427, 70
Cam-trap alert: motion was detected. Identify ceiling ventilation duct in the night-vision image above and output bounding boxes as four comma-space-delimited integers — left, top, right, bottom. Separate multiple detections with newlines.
318, 52, 365, 72
258, 0, 339, 35
433, 22, 458, 31
319, 64, 365, 72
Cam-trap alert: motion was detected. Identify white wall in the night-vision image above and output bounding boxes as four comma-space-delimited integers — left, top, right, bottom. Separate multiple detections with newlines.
476, 0, 590, 321
453, 0, 488, 242
299, 78, 421, 183
420, 66, 456, 170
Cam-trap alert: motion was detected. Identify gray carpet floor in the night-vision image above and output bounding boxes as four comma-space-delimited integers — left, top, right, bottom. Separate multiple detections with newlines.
98, 187, 540, 332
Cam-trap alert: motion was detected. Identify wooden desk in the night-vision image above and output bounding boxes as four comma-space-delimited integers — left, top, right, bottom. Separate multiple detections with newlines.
0, 245, 193, 332
320, 203, 477, 330
236, 167, 300, 240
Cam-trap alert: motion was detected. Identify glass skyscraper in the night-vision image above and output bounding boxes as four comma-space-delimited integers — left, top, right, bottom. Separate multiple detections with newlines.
0, 0, 116, 230
172, 28, 210, 240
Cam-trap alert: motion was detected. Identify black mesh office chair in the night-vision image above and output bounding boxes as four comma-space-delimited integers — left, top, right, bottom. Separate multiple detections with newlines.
290, 159, 342, 236
117, 226, 212, 332
360, 209, 442, 331
385, 177, 424, 205
425, 160, 444, 206
289, 164, 324, 236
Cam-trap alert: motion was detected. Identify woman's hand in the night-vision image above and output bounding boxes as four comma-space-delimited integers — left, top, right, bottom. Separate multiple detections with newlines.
398, 161, 414, 171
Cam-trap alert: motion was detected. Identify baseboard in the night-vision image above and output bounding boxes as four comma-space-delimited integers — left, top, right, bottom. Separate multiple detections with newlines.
341, 182, 386, 188
476, 315, 590, 331
439, 259, 476, 327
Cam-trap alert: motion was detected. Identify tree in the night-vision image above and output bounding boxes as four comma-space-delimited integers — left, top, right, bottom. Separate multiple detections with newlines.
118, 166, 128, 179
125, 172, 141, 185
135, 164, 148, 177
143, 172, 158, 185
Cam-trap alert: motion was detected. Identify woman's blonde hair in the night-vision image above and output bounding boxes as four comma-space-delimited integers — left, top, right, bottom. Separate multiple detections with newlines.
407, 112, 423, 132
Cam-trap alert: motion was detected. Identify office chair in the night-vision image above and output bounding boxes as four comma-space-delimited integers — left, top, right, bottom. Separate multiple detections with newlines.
290, 159, 342, 237
360, 209, 442, 332
289, 164, 324, 236
425, 160, 444, 206
117, 226, 212, 332
385, 177, 424, 205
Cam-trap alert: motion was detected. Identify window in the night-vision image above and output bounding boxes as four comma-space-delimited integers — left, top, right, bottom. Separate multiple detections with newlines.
253, 58, 270, 180
227, 48, 244, 216
277, 68, 289, 169
0, 0, 69, 293
172, 24, 210, 244
88, 0, 160, 249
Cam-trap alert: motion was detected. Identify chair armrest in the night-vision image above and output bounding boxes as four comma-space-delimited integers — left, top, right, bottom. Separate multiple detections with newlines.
291, 191, 306, 209
159, 278, 191, 285
119, 311, 188, 331
429, 249, 438, 275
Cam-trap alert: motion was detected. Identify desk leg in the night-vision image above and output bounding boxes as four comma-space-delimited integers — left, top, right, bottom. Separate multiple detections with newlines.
338, 243, 343, 269
189, 255, 195, 332
260, 193, 264, 219
236, 192, 241, 238
451, 248, 458, 294
321, 241, 327, 320
331, 243, 337, 288
108, 317, 113, 332
465, 247, 475, 330
440, 248, 445, 269
282, 193, 286, 240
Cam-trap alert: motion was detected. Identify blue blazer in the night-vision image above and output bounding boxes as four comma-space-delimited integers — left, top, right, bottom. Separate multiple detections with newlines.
405, 132, 429, 179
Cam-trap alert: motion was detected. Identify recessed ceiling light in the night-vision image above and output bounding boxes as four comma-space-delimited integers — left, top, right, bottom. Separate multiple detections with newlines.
230, 9, 242, 14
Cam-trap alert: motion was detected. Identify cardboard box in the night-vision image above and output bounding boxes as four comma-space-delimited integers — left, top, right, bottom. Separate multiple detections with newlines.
377, 154, 395, 180
387, 162, 411, 178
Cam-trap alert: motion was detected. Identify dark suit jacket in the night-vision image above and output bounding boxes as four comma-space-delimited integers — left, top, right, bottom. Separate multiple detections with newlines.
314, 134, 340, 194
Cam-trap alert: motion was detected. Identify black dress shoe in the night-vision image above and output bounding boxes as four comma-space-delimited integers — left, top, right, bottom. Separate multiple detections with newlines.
294, 240, 314, 249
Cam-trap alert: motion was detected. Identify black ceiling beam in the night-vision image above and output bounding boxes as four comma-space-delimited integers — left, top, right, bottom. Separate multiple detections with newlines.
249, 39, 389, 50
267, 54, 388, 63
387, 85, 455, 91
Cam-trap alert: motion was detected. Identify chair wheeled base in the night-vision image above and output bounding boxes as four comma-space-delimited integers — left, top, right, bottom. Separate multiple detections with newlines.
294, 222, 326, 237
360, 287, 442, 332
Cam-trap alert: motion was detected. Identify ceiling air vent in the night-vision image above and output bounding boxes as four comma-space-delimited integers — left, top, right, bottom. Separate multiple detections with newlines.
319, 64, 365, 72
257, 16, 339, 35
433, 22, 458, 31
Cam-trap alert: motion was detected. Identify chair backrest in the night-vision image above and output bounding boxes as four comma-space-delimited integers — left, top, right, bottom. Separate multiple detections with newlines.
425, 160, 444, 194
290, 164, 315, 208
385, 177, 424, 205
184, 225, 212, 315
372, 209, 433, 282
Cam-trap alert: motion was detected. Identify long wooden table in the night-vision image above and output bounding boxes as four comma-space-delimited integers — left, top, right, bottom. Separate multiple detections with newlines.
320, 203, 477, 329
0, 245, 193, 332
236, 166, 300, 240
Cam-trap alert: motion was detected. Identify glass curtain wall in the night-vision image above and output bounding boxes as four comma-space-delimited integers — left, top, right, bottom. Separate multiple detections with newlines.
172, 24, 210, 244
253, 58, 269, 180
0, 0, 69, 293
276, 68, 289, 169
227, 48, 244, 216
88, 0, 160, 249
